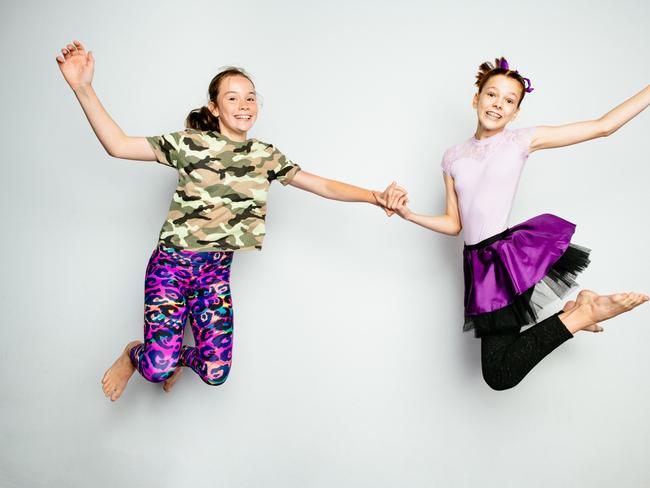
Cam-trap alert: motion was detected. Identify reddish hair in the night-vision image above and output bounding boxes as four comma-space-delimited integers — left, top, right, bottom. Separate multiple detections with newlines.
475, 57, 528, 107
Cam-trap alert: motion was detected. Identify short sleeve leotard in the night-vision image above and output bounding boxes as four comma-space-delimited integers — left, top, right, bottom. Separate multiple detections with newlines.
441, 127, 536, 245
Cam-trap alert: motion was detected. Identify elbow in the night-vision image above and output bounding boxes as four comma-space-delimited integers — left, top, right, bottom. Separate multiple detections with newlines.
447, 221, 462, 236
597, 119, 618, 138
104, 142, 124, 159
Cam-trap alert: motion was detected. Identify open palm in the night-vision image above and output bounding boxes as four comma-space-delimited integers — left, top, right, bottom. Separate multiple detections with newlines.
56, 40, 94, 90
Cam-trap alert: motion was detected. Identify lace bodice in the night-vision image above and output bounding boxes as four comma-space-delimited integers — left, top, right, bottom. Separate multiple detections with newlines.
441, 127, 537, 244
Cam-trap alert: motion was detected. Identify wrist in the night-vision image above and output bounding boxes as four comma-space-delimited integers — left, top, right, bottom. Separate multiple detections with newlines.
73, 83, 93, 97
402, 209, 415, 221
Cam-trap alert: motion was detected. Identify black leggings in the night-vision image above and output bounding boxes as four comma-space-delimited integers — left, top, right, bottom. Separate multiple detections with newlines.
481, 312, 573, 391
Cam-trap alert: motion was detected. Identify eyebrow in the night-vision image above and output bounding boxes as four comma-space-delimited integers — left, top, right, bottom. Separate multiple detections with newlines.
485, 86, 520, 98
224, 91, 256, 95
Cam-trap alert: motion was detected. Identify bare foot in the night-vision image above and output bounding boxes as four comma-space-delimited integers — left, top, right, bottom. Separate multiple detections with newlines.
101, 340, 141, 402
575, 290, 604, 332
163, 367, 183, 393
588, 292, 649, 323
563, 300, 577, 312
560, 289, 648, 334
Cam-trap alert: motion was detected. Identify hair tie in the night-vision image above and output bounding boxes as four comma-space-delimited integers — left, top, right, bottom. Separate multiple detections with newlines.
523, 77, 535, 93
498, 58, 509, 70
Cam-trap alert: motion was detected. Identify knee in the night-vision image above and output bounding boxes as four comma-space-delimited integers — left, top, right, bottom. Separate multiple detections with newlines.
144, 366, 179, 383
137, 348, 180, 383
200, 361, 231, 386
482, 367, 520, 391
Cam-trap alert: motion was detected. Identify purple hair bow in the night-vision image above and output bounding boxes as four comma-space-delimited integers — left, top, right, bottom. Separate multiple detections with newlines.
523, 77, 535, 93
499, 57, 534, 93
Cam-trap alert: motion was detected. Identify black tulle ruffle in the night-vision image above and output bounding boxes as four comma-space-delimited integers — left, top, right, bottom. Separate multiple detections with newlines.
464, 243, 591, 337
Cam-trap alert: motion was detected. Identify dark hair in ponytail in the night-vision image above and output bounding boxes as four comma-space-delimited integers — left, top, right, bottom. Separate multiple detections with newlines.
475, 57, 528, 107
185, 67, 255, 132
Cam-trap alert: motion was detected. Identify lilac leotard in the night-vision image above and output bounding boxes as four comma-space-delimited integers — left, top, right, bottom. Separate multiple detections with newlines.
441, 127, 536, 245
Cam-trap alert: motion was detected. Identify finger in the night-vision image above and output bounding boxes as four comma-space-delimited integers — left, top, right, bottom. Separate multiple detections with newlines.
386, 191, 396, 209
61, 47, 71, 59
66, 43, 76, 53
56, 55, 64, 63
73, 40, 85, 53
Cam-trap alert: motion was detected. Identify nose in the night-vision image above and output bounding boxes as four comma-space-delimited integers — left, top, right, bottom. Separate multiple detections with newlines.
492, 98, 502, 110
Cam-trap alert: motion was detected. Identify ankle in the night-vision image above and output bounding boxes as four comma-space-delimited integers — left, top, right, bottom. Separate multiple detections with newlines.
558, 303, 594, 334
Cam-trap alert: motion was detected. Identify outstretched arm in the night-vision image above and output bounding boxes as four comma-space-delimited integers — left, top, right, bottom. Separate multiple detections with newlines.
530, 84, 650, 152
288, 170, 404, 216
56, 40, 154, 161
386, 173, 461, 236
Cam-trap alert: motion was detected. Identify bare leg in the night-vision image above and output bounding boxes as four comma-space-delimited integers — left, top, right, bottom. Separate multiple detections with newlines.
101, 340, 141, 402
559, 290, 649, 334
162, 367, 184, 393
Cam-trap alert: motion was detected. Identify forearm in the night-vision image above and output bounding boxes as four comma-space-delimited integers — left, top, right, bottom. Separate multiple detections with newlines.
318, 178, 379, 206
403, 211, 461, 236
531, 85, 650, 151
599, 84, 650, 136
73, 85, 148, 159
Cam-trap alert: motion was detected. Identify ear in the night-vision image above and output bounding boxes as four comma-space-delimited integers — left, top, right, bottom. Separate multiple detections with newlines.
208, 101, 219, 118
472, 92, 479, 110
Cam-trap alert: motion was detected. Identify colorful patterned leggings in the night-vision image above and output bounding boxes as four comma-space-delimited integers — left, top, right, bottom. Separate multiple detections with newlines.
129, 244, 234, 386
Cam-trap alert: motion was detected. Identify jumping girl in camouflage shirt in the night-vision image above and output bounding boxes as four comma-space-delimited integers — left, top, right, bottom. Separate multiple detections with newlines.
56, 40, 405, 402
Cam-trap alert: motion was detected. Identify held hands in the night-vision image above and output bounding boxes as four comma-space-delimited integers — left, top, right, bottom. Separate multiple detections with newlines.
374, 181, 409, 217
383, 182, 412, 219
56, 40, 94, 91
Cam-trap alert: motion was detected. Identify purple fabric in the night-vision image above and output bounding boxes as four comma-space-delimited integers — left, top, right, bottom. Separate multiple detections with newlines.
523, 77, 534, 93
463, 213, 576, 315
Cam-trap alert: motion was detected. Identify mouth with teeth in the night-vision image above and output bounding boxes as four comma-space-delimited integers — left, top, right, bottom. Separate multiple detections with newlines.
234, 114, 252, 120
485, 111, 502, 121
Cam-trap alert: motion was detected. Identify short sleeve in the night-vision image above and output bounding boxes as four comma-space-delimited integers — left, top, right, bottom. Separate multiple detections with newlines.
513, 127, 537, 157
146, 131, 186, 168
441, 148, 454, 176
267, 147, 301, 186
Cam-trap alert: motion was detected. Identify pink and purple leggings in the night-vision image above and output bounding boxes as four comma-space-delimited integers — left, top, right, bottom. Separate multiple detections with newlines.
129, 244, 234, 386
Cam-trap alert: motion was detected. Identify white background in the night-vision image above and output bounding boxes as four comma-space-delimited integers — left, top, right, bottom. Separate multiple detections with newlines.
1, 1, 649, 487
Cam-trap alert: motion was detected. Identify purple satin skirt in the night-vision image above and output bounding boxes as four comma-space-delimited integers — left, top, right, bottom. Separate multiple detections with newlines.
462, 213, 591, 337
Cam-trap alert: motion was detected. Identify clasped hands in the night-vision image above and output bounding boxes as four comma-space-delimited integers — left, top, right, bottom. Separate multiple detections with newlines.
374, 182, 411, 218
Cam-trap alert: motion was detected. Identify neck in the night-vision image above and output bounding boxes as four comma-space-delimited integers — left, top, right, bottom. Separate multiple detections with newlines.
220, 127, 248, 142
474, 122, 506, 140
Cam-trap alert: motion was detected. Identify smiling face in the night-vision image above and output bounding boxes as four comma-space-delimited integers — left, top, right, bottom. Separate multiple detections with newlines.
473, 74, 523, 136
208, 74, 258, 141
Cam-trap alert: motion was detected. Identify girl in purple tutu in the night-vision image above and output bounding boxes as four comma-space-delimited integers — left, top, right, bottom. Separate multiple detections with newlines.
385, 58, 649, 390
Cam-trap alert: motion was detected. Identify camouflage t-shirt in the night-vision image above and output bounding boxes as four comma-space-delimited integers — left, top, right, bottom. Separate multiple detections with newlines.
146, 129, 301, 252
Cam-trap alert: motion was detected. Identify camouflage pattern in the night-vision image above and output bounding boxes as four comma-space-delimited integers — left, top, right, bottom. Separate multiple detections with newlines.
147, 129, 301, 251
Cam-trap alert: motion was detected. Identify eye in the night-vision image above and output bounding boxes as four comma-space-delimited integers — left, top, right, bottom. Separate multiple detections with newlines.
506, 99, 514, 104
487, 92, 495, 97
246, 97, 256, 103
227, 97, 237, 101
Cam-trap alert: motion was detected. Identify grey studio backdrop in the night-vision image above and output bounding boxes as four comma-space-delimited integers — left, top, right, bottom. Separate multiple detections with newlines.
1, 0, 649, 487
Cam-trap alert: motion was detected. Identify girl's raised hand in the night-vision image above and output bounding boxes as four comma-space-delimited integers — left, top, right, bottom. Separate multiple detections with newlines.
56, 40, 94, 91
